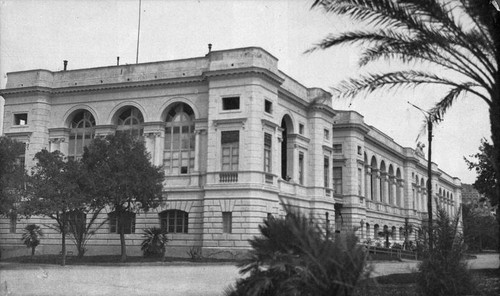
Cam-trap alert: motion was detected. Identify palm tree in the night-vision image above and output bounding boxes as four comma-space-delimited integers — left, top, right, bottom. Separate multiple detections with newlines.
225, 207, 368, 296
309, 0, 499, 255
21, 224, 43, 259
141, 227, 169, 258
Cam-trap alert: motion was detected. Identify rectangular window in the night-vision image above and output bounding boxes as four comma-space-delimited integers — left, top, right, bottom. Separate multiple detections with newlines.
332, 144, 342, 153
357, 146, 362, 155
298, 152, 304, 185
299, 124, 304, 135
324, 157, 329, 187
221, 131, 239, 171
264, 133, 272, 173
14, 113, 28, 126
264, 100, 272, 113
332, 167, 343, 194
109, 212, 136, 234
358, 168, 363, 196
222, 97, 240, 110
324, 129, 330, 140
9, 214, 17, 233
222, 212, 232, 233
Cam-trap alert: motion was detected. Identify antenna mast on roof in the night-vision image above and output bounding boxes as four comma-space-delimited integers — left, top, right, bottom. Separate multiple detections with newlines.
136, 0, 142, 64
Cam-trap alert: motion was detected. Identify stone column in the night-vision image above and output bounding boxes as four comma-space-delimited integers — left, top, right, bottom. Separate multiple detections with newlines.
194, 130, 201, 172
365, 166, 371, 200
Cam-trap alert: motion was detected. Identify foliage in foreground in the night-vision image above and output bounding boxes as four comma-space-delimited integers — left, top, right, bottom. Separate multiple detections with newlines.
225, 207, 368, 296
141, 227, 169, 257
21, 224, 43, 258
416, 208, 476, 296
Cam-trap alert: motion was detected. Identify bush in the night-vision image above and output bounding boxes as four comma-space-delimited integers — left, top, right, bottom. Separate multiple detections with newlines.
391, 243, 402, 250
416, 208, 476, 296
225, 206, 369, 296
140, 227, 168, 258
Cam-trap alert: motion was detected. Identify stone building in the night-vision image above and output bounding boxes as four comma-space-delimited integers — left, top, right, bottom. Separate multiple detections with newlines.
0, 47, 462, 258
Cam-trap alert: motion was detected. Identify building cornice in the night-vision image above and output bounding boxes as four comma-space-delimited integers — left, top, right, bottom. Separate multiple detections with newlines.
332, 122, 370, 135
0, 77, 205, 97
203, 67, 284, 86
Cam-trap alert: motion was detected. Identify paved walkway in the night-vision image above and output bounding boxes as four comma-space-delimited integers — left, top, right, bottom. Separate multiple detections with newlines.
1, 254, 498, 296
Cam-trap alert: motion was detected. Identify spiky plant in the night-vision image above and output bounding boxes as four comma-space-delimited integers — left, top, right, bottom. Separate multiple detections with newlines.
21, 224, 43, 258
225, 207, 369, 296
310, 0, 499, 259
416, 207, 476, 295
140, 227, 168, 258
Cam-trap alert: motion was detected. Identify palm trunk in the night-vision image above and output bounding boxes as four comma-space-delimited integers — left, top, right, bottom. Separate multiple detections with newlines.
492, 9, 500, 270
31, 246, 35, 258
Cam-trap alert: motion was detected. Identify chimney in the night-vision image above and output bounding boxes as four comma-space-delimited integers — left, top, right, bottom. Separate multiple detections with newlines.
208, 43, 212, 53
117, 56, 120, 66
63, 60, 68, 71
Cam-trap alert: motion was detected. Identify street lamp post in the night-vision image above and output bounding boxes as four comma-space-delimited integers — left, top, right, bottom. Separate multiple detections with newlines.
408, 102, 435, 252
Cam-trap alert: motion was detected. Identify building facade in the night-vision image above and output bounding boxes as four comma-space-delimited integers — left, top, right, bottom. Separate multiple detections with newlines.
0, 47, 462, 258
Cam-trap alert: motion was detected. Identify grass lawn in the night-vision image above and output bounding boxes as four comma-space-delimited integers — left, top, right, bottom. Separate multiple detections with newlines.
355, 269, 500, 296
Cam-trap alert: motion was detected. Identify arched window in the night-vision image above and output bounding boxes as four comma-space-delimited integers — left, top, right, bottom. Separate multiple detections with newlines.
366, 223, 370, 239
391, 226, 396, 239
370, 157, 377, 200
159, 210, 189, 233
116, 107, 144, 137
374, 224, 380, 238
281, 115, 294, 180
164, 103, 195, 175
68, 110, 95, 159
399, 227, 404, 240
379, 161, 386, 203
108, 211, 136, 234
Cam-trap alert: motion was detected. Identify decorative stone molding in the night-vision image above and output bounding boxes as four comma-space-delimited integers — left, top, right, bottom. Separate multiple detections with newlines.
49, 137, 66, 144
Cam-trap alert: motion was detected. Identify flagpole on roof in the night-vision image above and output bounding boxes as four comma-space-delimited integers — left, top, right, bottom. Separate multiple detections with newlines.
136, 0, 142, 64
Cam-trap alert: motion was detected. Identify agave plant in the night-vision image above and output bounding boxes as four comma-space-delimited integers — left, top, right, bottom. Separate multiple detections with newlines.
21, 224, 43, 258
140, 227, 169, 258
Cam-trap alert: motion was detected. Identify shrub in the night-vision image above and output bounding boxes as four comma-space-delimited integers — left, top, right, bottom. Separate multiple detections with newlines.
391, 243, 402, 250
416, 208, 476, 296
225, 206, 369, 296
21, 224, 43, 258
140, 227, 168, 258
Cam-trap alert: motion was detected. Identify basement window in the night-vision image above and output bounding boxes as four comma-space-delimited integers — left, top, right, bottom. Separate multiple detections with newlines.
222, 97, 240, 110
14, 113, 28, 126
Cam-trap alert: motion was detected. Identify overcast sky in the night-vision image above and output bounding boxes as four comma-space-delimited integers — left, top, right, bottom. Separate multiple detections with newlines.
0, 0, 491, 184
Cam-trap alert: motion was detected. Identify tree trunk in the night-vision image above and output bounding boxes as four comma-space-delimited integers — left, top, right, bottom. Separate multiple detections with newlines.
61, 220, 66, 266
119, 210, 127, 262
31, 246, 35, 259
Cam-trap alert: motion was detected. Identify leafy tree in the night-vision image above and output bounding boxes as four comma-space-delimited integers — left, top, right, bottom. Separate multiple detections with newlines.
465, 139, 498, 208
21, 224, 43, 259
0, 136, 26, 215
462, 203, 498, 251
310, 0, 500, 258
25, 150, 90, 266
225, 207, 368, 296
82, 133, 164, 262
